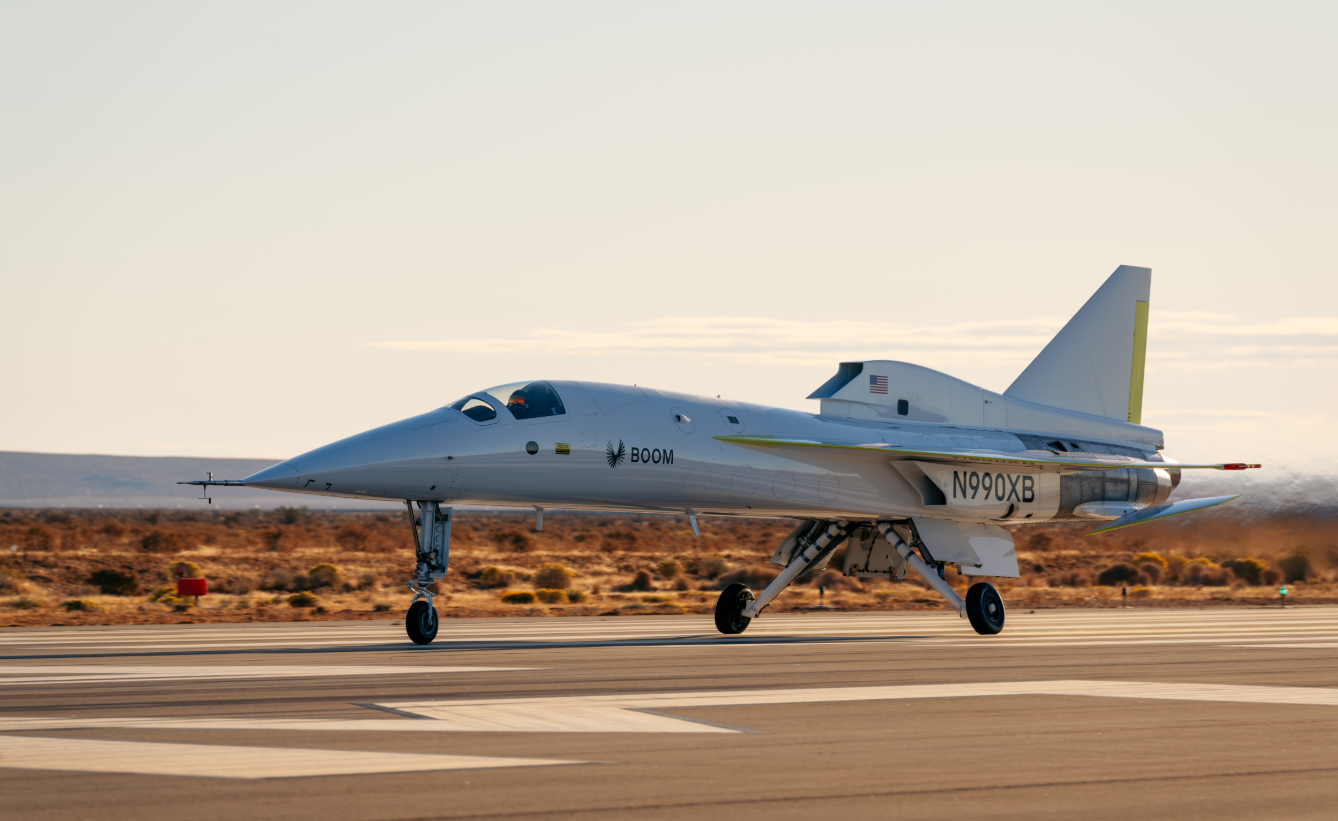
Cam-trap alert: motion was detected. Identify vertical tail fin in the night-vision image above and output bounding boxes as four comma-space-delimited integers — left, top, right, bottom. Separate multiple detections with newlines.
1004, 265, 1151, 423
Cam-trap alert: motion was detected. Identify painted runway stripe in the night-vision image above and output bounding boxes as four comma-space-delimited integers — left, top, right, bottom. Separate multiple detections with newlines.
5, 680, 1338, 735
11, 635, 1338, 654
0, 736, 583, 778
5, 612, 1333, 645
2, 615, 1327, 639
7, 635, 1337, 654
6, 621, 1334, 644
371, 679, 1338, 732
1232, 643, 1338, 649
0, 665, 530, 686
2, 610, 1334, 654
7, 632, 1337, 651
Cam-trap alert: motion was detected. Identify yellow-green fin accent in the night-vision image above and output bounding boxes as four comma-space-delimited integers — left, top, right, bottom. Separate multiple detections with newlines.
1127, 299, 1149, 424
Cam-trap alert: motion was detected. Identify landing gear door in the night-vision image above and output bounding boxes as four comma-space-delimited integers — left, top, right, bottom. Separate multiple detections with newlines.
769, 520, 813, 566
912, 518, 1019, 578
956, 523, 1017, 577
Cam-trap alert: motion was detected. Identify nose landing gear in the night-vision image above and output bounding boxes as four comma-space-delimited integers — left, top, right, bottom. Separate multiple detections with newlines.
403, 500, 451, 645
406, 598, 439, 643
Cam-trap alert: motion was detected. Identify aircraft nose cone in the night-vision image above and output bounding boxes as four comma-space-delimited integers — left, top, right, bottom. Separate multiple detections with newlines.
239, 405, 467, 500
242, 461, 302, 490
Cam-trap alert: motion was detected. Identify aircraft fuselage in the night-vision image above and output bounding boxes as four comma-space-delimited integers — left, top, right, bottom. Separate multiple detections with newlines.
242, 380, 1175, 525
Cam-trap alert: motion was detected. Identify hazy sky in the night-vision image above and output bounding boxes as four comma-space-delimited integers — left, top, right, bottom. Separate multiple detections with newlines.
2, 2, 1335, 473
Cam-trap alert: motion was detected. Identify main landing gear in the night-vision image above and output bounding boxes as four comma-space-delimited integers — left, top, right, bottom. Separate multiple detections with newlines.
964, 581, 1005, 635
712, 519, 1006, 637
714, 520, 849, 634
714, 583, 755, 635
403, 500, 451, 645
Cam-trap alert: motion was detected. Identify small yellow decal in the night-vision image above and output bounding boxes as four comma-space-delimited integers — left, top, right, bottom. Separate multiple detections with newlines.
555, 443, 571, 455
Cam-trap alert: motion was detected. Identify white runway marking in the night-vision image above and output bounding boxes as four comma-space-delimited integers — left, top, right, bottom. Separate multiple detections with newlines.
1232, 643, 1338, 649
0, 736, 582, 779
6, 680, 1338, 735
0, 665, 530, 686
370, 680, 1338, 732
1, 608, 1335, 654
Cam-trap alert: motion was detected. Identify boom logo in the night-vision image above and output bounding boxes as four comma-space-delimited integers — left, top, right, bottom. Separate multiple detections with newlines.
605, 440, 626, 468
629, 446, 674, 465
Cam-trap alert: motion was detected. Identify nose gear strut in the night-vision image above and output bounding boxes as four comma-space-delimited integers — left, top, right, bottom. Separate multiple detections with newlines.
403, 500, 451, 644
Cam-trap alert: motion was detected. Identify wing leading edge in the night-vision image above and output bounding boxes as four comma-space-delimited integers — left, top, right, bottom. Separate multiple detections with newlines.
713, 435, 1261, 473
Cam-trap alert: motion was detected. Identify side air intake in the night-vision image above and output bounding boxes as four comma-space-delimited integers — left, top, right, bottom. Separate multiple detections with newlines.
807, 362, 864, 399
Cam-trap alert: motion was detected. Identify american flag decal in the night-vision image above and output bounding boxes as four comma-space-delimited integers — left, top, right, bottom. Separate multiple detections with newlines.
869, 375, 888, 394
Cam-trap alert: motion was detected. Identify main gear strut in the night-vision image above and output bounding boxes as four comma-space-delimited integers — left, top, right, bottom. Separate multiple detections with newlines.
873, 520, 1004, 635
714, 520, 848, 634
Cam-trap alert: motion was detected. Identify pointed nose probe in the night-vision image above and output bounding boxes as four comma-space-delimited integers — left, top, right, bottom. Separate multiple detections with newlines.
875, 521, 965, 614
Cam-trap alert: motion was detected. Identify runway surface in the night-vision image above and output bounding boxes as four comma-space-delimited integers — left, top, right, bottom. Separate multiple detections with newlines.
3, 606, 1337, 820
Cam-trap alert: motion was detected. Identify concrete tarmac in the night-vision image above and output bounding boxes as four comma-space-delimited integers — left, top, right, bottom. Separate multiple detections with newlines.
2, 607, 1337, 820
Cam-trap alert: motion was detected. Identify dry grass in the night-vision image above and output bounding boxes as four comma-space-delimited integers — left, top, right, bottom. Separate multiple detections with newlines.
0, 506, 1334, 626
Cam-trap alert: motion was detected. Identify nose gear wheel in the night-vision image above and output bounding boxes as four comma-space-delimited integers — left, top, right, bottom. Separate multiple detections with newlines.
406, 598, 439, 644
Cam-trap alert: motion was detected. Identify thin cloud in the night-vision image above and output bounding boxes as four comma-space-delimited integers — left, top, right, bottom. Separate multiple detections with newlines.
373, 316, 1060, 354
371, 312, 1338, 369
1155, 316, 1338, 337
1148, 409, 1290, 419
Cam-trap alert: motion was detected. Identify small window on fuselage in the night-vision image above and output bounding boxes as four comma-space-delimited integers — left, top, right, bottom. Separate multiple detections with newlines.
897, 399, 909, 416
450, 397, 498, 422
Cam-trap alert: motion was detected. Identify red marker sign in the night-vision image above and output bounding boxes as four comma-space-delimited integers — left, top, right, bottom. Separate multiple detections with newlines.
177, 578, 207, 597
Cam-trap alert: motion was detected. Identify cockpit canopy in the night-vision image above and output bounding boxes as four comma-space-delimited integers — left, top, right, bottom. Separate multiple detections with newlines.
448, 381, 567, 422
450, 397, 498, 422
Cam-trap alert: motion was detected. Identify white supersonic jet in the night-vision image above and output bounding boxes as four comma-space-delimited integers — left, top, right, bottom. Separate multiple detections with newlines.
185, 266, 1258, 644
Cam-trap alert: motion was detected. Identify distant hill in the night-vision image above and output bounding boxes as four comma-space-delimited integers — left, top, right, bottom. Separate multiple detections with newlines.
0, 451, 399, 510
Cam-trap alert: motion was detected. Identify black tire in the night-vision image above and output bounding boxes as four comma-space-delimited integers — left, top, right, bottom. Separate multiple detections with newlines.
406, 599, 439, 645
714, 583, 754, 635
965, 582, 1005, 635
